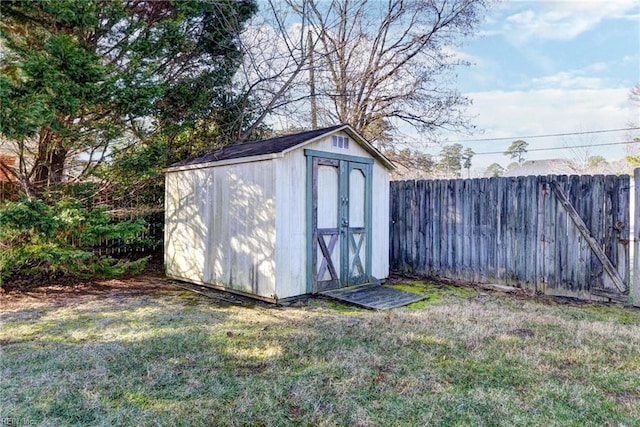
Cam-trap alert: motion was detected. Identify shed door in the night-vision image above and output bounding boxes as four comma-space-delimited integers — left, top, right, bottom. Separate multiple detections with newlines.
310, 155, 372, 293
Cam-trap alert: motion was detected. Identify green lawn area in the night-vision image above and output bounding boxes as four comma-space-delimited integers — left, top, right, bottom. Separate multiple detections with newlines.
1, 279, 639, 426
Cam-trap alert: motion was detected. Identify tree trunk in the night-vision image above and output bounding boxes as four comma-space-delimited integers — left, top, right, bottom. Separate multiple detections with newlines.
32, 131, 67, 188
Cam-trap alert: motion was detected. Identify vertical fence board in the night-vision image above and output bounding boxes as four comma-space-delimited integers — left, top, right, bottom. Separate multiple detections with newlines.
407, 180, 415, 271
503, 177, 514, 284
576, 176, 589, 290
577, 175, 591, 292
416, 180, 425, 273
495, 177, 505, 281
443, 180, 453, 276
424, 180, 432, 272
389, 181, 398, 270
395, 180, 404, 271
603, 176, 616, 275
557, 176, 570, 292
535, 179, 547, 291
431, 180, 441, 274
460, 180, 468, 279
453, 179, 463, 278
516, 177, 526, 285
400, 180, 407, 270
485, 178, 500, 281
544, 176, 557, 290
634, 169, 640, 307
389, 182, 397, 270
469, 178, 477, 281
566, 176, 580, 293
524, 176, 538, 289
589, 175, 605, 288
479, 178, 490, 282
617, 176, 630, 288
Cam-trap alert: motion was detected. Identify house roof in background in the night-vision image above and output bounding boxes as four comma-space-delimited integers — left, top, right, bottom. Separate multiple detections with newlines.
166, 124, 394, 172
502, 159, 577, 177
0, 138, 13, 151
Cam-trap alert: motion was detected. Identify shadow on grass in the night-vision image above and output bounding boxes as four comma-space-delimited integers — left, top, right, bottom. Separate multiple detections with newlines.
1, 286, 639, 426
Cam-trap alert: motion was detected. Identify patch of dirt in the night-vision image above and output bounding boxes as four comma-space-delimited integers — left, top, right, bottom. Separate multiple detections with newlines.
0, 256, 173, 310
172, 282, 273, 308
3, 266, 636, 312
505, 328, 535, 338
0, 256, 278, 311
610, 391, 640, 406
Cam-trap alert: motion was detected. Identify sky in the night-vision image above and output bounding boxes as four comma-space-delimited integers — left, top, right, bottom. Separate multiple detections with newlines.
430, 0, 640, 172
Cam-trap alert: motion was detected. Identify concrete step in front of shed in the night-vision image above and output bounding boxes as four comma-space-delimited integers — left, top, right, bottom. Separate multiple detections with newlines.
320, 283, 427, 310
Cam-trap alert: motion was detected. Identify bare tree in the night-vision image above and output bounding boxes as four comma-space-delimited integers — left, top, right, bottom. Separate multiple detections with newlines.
624, 84, 640, 162
561, 125, 600, 173
237, 0, 488, 145
234, 1, 323, 142
630, 84, 640, 105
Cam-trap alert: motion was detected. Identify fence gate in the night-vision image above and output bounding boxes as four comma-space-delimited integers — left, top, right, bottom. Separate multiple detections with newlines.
545, 180, 628, 300
389, 173, 631, 302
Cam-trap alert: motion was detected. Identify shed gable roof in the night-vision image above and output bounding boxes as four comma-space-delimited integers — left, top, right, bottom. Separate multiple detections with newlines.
167, 124, 394, 171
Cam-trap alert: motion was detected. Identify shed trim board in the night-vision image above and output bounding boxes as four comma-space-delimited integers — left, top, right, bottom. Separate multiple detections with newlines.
304, 149, 375, 165
166, 274, 279, 303
164, 153, 284, 174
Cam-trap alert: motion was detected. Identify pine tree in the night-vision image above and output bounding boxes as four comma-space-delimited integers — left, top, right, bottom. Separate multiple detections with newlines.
0, 0, 257, 191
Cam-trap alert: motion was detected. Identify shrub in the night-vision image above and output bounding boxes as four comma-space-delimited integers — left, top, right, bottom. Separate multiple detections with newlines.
0, 197, 150, 286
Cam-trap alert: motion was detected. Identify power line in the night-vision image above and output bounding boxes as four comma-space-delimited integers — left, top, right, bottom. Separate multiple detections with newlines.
444, 127, 640, 143
472, 139, 640, 156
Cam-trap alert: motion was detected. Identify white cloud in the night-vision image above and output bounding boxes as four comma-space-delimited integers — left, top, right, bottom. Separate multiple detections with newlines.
451, 87, 634, 168
584, 62, 609, 73
525, 62, 613, 90
529, 73, 606, 89
499, 0, 638, 43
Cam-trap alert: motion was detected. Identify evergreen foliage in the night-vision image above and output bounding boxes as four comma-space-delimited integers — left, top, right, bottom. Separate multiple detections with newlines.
0, 196, 149, 286
438, 143, 474, 177
485, 162, 505, 177
0, 1, 257, 283
0, 0, 257, 189
504, 140, 529, 164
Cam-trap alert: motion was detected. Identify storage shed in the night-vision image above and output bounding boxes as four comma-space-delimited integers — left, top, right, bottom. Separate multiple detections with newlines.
164, 124, 395, 301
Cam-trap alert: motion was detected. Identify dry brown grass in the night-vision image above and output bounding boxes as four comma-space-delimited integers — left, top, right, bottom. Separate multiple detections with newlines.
1, 278, 639, 426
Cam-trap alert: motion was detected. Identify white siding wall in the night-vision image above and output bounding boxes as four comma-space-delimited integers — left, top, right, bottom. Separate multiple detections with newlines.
165, 161, 277, 298
371, 161, 391, 279
274, 153, 308, 299
306, 132, 371, 158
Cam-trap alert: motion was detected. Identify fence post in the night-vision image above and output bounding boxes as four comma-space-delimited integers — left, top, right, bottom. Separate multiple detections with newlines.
634, 169, 640, 307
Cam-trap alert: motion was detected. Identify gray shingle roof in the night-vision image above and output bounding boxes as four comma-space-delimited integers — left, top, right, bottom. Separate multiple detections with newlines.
173, 124, 346, 167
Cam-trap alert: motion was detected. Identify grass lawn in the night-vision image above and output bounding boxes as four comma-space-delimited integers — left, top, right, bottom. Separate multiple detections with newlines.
1, 278, 639, 426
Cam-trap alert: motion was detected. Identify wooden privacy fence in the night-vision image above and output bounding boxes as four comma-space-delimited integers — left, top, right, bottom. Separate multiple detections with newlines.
93, 210, 164, 256
0, 181, 20, 202
390, 174, 630, 301
0, 182, 164, 256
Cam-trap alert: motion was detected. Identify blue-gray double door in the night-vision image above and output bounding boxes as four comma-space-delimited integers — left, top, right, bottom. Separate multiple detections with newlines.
311, 155, 372, 292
